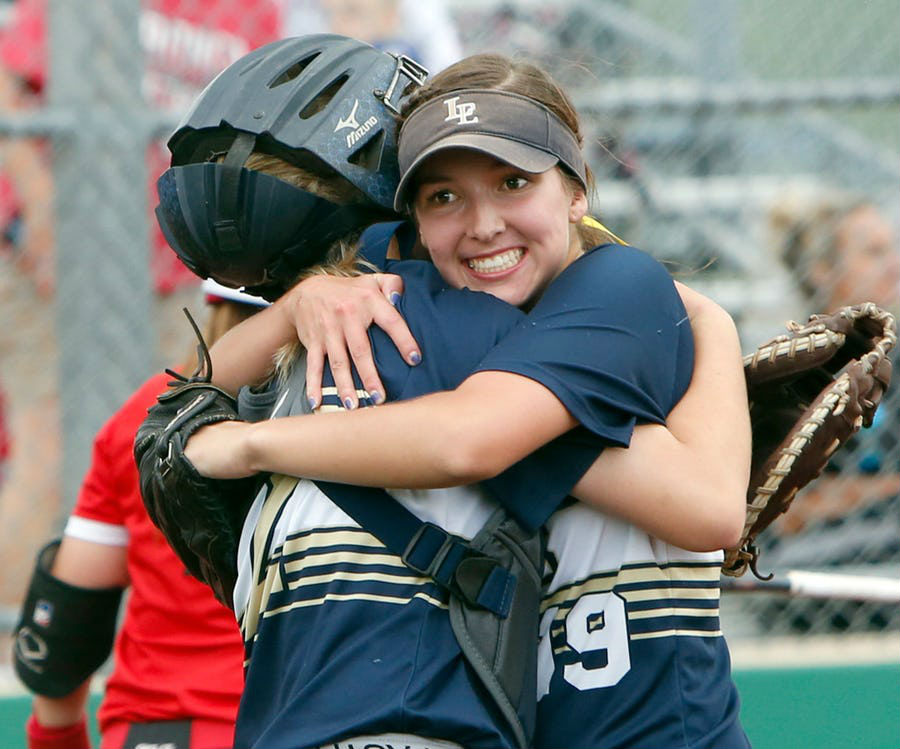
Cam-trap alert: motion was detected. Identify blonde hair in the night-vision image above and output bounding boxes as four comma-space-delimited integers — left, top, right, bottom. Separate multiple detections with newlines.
401, 53, 621, 249
242, 152, 367, 206
230, 151, 378, 380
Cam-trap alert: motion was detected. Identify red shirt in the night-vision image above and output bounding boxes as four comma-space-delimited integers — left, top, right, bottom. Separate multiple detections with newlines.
69, 373, 245, 731
0, 0, 284, 293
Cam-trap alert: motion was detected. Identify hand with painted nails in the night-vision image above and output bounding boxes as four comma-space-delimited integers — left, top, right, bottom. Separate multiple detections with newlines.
279, 273, 422, 410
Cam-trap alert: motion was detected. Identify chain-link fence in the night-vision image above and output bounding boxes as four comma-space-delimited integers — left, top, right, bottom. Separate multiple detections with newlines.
0, 0, 284, 626
449, 0, 900, 638
0, 0, 897, 640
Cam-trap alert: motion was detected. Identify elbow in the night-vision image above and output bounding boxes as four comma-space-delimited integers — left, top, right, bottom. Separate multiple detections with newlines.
691, 486, 746, 552
702, 511, 745, 553
433, 425, 505, 486
720, 494, 748, 551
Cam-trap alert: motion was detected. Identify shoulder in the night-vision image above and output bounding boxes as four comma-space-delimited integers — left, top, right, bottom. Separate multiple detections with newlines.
384, 261, 524, 372
95, 372, 170, 451
358, 221, 415, 268
535, 244, 683, 324
572, 244, 675, 293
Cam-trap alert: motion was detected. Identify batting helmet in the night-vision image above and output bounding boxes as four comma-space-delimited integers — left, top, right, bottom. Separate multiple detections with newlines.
156, 34, 428, 299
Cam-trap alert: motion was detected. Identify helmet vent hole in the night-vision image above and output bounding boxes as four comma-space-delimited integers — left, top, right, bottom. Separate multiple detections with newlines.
348, 130, 385, 171
268, 53, 320, 88
298, 74, 349, 120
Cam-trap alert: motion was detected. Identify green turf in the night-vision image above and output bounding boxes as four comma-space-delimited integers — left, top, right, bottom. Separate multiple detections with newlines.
1, 664, 897, 748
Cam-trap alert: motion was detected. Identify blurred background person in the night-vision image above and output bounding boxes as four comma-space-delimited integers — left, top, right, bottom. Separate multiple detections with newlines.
286, 0, 462, 73
14, 281, 267, 749
0, 0, 285, 298
0, 0, 284, 659
773, 191, 900, 315
756, 189, 900, 631
0, 383, 9, 493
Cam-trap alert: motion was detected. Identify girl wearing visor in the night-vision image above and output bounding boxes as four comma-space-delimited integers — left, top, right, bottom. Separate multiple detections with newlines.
189, 53, 750, 749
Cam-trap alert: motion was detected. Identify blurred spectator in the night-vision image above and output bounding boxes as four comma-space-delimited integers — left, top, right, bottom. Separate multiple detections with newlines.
772, 191, 900, 314
286, 0, 462, 73
0, 0, 284, 644
0, 0, 285, 297
758, 189, 900, 632
771, 190, 899, 480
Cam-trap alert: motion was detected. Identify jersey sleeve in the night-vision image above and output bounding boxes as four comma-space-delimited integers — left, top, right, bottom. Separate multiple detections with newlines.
473, 246, 694, 529
476, 245, 694, 446
71, 374, 169, 530
356, 220, 417, 268
480, 427, 603, 531
71, 413, 129, 528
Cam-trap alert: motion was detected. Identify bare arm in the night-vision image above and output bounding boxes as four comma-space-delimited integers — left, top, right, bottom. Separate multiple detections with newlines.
191, 286, 748, 550
31, 537, 128, 727
189, 368, 573, 486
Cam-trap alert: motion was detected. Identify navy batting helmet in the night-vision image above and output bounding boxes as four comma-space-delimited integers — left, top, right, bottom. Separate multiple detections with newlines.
156, 35, 428, 299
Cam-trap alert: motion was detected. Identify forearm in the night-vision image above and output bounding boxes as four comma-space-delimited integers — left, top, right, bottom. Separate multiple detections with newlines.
208, 302, 296, 395
234, 371, 576, 486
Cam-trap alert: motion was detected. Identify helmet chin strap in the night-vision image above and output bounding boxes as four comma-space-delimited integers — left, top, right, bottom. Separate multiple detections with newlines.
214, 132, 258, 258
376, 54, 429, 115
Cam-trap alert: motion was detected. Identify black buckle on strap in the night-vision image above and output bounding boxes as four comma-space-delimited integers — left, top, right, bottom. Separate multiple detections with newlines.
401, 521, 462, 585
401, 522, 513, 616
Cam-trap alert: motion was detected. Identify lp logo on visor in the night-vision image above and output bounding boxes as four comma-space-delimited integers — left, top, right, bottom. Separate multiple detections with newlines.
444, 96, 478, 125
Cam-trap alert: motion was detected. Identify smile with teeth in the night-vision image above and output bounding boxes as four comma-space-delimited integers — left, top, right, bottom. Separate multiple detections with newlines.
466, 248, 525, 274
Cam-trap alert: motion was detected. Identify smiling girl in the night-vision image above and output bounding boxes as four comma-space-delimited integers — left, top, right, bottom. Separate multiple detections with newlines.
187, 53, 751, 749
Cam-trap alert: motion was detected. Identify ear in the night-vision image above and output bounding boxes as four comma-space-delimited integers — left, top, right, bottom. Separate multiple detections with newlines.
569, 188, 588, 223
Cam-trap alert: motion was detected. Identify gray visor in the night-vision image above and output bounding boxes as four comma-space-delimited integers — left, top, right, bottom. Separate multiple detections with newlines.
395, 89, 586, 212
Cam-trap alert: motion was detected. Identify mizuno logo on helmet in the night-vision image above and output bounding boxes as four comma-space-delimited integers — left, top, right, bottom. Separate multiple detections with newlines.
336, 99, 379, 149
444, 96, 478, 125
335, 100, 361, 132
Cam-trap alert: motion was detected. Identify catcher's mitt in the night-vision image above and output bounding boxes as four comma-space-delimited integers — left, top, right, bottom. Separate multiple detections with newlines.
723, 302, 896, 579
134, 310, 263, 608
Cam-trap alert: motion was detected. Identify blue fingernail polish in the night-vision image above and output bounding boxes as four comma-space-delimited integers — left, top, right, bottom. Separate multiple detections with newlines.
371, 390, 383, 404
410, 351, 421, 365
343, 397, 355, 410
390, 291, 402, 306
307, 397, 317, 410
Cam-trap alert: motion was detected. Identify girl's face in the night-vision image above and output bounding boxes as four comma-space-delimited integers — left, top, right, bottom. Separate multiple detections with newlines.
412, 149, 587, 309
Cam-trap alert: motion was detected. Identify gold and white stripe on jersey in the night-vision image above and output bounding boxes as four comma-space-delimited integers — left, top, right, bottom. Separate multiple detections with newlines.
543, 561, 723, 645
240, 479, 450, 646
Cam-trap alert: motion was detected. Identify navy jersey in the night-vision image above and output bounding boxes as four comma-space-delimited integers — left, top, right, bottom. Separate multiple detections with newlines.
232, 224, 597, 748
472, 245, 748, 749
382, 227, 748, 748
233, 224, 747, 749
